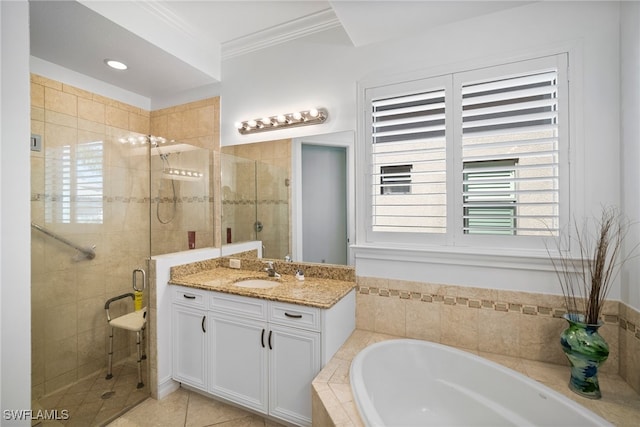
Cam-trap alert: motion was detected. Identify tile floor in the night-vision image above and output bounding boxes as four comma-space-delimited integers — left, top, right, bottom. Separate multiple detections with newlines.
32, 358, 149, 427
33, 357, 280, 427
106, 388, 284, 427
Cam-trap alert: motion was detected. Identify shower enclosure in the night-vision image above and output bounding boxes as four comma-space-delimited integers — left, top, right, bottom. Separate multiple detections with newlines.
31, 121, 212, 423
221, 153, 290, 259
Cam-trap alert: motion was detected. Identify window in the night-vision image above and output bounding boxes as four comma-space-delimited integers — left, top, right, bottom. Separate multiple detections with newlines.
46, 141, 104, 224
380, 164, 412, 194
370, 83, 448, 234
463, 159, 517, 235
363, 54, 568, 248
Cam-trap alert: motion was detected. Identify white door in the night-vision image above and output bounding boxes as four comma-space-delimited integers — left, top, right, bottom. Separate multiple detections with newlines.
208, 314, 269, 414
301, 144, 347, 264
171, 305, 207, 390
268, 324, 320, 426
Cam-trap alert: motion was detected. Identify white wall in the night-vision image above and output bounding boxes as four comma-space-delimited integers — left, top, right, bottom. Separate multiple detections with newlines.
621, 0, 640, 310
221, 2, 631, 305
1, 0, 32, 424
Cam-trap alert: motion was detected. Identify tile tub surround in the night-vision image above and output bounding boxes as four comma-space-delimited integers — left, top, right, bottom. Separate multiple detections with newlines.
311, 330, 640, 427
169, 259, 356, 309
355, 276, 640, 394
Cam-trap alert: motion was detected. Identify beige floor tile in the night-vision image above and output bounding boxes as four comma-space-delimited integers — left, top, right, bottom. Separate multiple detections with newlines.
185, 391, 252, 427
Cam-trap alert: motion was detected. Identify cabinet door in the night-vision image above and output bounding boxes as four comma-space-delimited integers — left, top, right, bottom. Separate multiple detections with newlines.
172, 304, 207, 390
268, 324, 321, 426
209, 314, 268, 414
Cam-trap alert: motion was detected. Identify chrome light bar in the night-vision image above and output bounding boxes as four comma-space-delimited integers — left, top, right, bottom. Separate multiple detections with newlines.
236, 108, 328, 135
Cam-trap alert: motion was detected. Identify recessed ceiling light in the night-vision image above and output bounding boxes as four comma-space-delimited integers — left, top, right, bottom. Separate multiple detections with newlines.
104, 59, 128, 70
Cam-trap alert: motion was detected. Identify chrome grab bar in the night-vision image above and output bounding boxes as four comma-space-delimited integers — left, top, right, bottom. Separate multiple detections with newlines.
31, 222, 96, 260
133, 268, 146, 292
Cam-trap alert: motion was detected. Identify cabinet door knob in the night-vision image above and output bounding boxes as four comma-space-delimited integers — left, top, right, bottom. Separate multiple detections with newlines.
284, 312, 302, 319
268, 330, 273, 350
201, 316, 206, 333
261, 329, 265, 348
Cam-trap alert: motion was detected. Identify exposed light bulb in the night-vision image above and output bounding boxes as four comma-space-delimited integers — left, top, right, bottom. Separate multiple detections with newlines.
237, 108, 326, 134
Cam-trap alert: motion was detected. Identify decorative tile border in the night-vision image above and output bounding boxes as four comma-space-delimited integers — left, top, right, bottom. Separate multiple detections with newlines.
222, 199, 288, 205
31, 193, 214, 204
356, 285, 640, 340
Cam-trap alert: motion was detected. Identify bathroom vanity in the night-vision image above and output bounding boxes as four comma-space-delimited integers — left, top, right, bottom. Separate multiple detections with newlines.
169, 261, 356, 426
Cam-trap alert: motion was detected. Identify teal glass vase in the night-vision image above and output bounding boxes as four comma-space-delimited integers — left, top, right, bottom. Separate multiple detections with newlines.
560, 313, 609, 399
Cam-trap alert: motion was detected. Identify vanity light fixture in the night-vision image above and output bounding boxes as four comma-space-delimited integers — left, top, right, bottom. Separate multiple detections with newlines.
236, 108, 327, 135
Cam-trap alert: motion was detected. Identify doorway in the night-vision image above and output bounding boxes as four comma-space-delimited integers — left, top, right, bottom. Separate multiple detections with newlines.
292, 131, 354, 265
302, 145, 347, 264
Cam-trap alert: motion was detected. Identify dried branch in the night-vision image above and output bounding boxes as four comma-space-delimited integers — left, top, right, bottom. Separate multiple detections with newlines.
547, 206, 636, 325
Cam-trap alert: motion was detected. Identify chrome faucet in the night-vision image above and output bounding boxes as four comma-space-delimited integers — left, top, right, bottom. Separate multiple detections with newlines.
265, 261, 280, 278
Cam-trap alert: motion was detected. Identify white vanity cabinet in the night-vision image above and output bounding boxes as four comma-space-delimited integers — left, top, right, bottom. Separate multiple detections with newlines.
267, 311, 321, 425
171, 286, 208, 390
208, 292, 270, 414
208, 294, 322, 426
171, 284, 355, 427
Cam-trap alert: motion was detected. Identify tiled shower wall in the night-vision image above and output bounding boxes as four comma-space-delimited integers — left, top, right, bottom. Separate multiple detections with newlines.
30, 74, 151, 398
150, 99, 220, 253
356, 276, 640, 394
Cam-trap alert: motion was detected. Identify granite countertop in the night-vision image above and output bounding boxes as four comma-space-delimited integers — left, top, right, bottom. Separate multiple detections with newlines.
169, 266, 356, 309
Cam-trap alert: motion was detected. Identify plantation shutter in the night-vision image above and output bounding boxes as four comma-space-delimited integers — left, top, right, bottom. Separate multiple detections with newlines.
75, 141, 104, 224
45, 141, 103, 224
460, 66, 560, 236
45, 145, 72, 224
371, 86, 447, 233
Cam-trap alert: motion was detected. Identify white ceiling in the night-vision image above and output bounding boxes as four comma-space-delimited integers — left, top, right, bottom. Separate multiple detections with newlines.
29, 1, 533, 101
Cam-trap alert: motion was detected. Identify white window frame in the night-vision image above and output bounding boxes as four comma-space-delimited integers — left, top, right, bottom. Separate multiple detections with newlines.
357, 53, 571, 253
363, 74, 453, 246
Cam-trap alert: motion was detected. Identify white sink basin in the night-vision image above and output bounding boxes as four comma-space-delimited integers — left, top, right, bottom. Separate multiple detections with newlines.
234, 279, 280, 289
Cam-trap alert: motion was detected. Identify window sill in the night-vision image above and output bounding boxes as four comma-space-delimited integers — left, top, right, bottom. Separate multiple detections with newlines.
351, 243, 557, 272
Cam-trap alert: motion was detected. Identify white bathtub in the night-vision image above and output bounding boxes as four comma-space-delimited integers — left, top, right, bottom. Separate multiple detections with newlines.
350, 339, 612, 427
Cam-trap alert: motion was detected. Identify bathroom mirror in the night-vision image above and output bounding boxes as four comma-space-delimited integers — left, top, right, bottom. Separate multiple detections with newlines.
220, 131, 355, 265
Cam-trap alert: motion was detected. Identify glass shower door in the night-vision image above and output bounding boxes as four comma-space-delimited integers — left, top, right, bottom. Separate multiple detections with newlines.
31, 122, 152, 423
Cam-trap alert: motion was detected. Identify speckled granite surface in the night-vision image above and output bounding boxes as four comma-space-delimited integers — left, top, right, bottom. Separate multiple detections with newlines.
169, 258, 356, 309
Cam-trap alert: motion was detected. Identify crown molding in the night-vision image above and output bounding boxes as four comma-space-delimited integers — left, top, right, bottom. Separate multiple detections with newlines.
135, 1, 203, 43
222, 9, 343, 60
